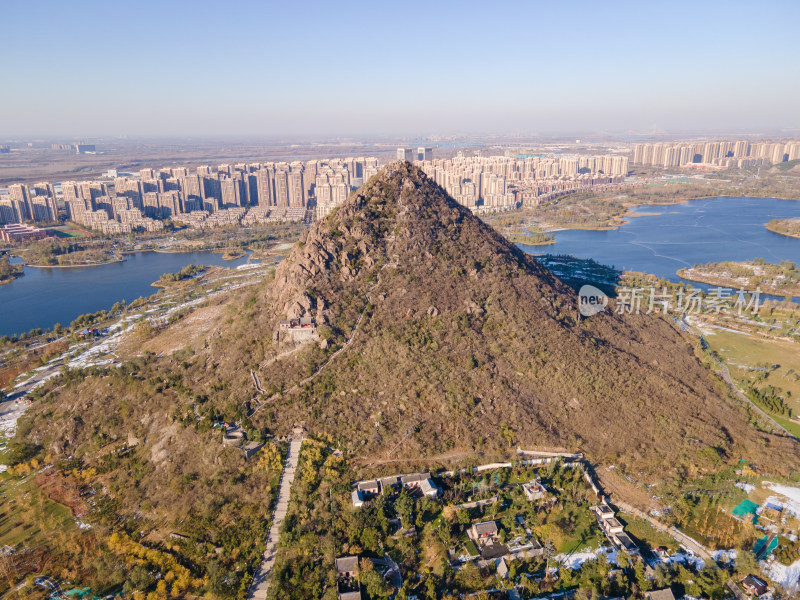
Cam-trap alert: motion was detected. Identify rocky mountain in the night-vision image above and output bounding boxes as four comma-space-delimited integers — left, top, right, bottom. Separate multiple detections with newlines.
202, 161, 798, 479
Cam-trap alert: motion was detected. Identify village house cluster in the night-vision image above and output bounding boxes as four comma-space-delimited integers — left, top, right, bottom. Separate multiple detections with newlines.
351, 471, 440, 508
590, 502, 640, 556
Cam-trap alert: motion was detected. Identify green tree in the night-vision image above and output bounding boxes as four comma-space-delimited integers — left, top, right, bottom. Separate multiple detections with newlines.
395, 489, 414, 528
456, 508, 471, 527
360, 527, 379, 552
360, 559, 390, 599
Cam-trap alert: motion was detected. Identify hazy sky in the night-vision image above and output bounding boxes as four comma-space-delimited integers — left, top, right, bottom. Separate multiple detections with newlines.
2, 0, 799, 137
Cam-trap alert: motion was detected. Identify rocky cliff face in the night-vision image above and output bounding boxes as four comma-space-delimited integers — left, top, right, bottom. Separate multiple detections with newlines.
267, 161, 569, 335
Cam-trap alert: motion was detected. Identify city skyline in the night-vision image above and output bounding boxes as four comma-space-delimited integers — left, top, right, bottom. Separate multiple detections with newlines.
2, 0, 799, 138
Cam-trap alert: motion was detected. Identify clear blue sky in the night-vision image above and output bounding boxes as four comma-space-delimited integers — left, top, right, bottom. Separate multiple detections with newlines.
1, 0, 798, 137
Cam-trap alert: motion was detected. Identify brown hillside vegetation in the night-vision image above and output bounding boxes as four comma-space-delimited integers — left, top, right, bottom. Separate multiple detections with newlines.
12, 162, 800, 594
196, 161, 798, 479
21, 163, 800, 492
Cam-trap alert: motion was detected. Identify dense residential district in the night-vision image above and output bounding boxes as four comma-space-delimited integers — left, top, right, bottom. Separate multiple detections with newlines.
0, 135, 786, 241
2, 138, 799, 241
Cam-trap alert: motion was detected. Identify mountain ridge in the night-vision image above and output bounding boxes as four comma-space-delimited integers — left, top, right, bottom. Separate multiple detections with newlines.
201, 161, 799, 479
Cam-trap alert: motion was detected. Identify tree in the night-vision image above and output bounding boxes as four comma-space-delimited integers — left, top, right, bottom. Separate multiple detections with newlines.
423, 574, 439, 600
734, 547, 759, 576
4, 440, 41, 466
360, 559, 390, 599
395, 489, 414, 528
360, 527, 379, 552
0, 255, 18, 280
456, 508, 471, 527
633, 560, 650, 591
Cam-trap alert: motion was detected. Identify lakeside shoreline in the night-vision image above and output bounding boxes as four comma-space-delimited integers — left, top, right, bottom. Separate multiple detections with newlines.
0, 274, 23, 285
23, 246, 250, 268
677, 265, 800, 298
766, 220, 800, 240
511, 238, 556, 246
25, 257, 125, 269
544, 194, 800, 233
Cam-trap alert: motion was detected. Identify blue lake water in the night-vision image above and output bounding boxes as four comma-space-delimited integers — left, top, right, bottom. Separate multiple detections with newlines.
1, 196, 799, 337
520, 195, 800, 288
0, 251, 252, 337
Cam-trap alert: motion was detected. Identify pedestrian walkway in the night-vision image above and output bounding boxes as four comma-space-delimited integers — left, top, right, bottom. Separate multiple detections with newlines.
248, 437, 304, 600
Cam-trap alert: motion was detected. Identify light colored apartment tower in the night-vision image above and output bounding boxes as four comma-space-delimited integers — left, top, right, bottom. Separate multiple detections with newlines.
559, 157, 579, 176
273, 170, 290, 207
77, 181, 108, 203
679, 146, 695, 165
221, 178, 244, 208
633, 144, 645, 164
611, 155, 629, 175
663, 146, 680, 167
305, 160, 319, 198
769, 143, 785, 164
733, 140, 750, 158
9, 184, 32, 220
417, 147, 433, 161
159, 191, 183, 217
0, 196, 25, 224
33, 182, 55, 198
34, 183, 59, 221
397, 147, 415, 162
29, 196, 57, 222
255, 168, 273, 206
289, 168, 306, 207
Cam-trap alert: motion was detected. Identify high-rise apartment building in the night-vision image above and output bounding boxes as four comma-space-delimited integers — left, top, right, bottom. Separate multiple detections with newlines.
397, 148, 415, 161
8, 184, 32, 220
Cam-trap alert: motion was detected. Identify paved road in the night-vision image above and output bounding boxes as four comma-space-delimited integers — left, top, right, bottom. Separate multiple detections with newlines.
681, 316, 797, 441
248, 437, 304, 600
34, 576, 63, 598
611, 498, 713, 561
372, 554, 402, 595
454, 495, 499, 510
717, 363, 797, 440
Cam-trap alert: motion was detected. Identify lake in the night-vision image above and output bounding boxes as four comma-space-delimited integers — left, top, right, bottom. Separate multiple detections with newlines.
1, 196, 799, 337
520, 195, 800, 289
0, 250, 252, 337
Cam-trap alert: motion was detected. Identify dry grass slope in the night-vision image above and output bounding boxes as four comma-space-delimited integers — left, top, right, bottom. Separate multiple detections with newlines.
201, 162, 800, 482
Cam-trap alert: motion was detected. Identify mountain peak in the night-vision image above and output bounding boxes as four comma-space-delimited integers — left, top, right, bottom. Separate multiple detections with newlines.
227, 163, 800, 478
269, 160, 565, 326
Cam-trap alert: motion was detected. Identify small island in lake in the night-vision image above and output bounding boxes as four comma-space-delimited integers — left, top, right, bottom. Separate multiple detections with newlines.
152, 263, 207, 287
767, 217, 800, 239
678, 258, 800, 296
220, 247, 247, 260
509, 231, 556, 245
